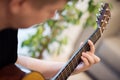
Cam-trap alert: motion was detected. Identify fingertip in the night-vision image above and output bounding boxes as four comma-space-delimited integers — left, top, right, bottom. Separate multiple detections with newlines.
88, 40, 93, 45
97, 57, 101, 62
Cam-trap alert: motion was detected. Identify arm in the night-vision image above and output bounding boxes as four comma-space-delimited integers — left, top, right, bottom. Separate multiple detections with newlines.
16, 55, 64, 79
16, 40, 100, 79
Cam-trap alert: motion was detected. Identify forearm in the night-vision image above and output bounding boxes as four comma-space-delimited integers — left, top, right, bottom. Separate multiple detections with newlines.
16, 55, 64, 79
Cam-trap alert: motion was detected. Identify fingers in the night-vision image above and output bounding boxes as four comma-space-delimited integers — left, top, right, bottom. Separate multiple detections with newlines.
93, 55, 101, 63
81, 56, 89, 66
80, 40, 100, 66
81, 52, 101, 65
82, 52, 95, 65
88, 40, 95, 54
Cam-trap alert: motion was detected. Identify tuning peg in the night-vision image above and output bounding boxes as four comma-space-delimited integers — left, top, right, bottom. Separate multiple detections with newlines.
106, 8, 110, 11
104, 14, 111, 20
101, 19, 109, 24
105, 21, 108, 24
96, 14, 100, 20
103, 14, 107, 17
96, 18, 98, 22
96, 14, 100, 17
99, 8, 103, 12
101, 3, 105, 7
101, 20, 104, 22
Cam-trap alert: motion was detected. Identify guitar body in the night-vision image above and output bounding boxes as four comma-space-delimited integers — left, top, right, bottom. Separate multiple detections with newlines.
0, 64, 45, 80
23, 72, 45, 80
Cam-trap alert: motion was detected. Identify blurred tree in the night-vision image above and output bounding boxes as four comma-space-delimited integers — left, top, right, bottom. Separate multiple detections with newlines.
22, 0, 100, 59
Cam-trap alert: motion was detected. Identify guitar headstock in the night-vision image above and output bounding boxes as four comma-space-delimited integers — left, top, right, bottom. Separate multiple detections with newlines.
96, 3, 111, 32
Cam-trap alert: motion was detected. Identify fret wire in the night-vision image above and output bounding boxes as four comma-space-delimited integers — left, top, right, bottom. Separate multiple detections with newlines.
94, 29, 101, 43
90, 33, 96, 43
68, 62, 72, 73
76, 51, 82, 62
63, 69, 68, 77
84, 43, 90, 51
60, 72, 64, 80
93, 35, 96, 43
93, 33, 97, 43
57, 74, 63, 80
57, 77, 61, 80
74, 54, 79, 65
69, 54, 81, 70
62, 64, 74, 80
58, 57, 79, 80
90, 29, 98, 42
95, 30, 98, 40
89, 28, 101, 45
82, 46, 86, 52
71, 58, 77, 69
69, 60, 74, 71
62, 67, 69, 80
71, 57, 79, 69
74, 53, 82, 66
64, 66, 70, 77
62, 71, 67, 80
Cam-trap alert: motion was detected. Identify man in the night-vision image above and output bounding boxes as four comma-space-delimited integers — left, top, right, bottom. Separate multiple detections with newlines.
0, 0, 100, 80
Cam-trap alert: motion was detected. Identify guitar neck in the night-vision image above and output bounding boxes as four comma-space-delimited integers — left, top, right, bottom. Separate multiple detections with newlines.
52, 2, 111, 79
52, 27, 102, 80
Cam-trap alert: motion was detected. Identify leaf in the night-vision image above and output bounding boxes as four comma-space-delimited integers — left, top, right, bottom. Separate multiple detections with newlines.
22, 39, 31, 47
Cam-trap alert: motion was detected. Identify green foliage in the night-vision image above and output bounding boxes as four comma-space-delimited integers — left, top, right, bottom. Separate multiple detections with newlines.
22, 0, 100, 58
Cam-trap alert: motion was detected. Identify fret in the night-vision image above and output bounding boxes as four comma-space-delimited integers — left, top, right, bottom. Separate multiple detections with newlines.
82, 46, 86, 52
61, 64, 71, 80
67, 62, 72, 73
61, 69, 68, 80
83, 43, 90, 51
89, 28, 101, 44
74, 54, 79, 65
57, 71, 65, 80
64, 66, 71, 77
76, 51, 82, 62
68, 60, 74, 71
71, 56, 79, 68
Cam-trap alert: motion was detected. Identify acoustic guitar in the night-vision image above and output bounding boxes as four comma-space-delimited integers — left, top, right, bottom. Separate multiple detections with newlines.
22, 3, 111, 80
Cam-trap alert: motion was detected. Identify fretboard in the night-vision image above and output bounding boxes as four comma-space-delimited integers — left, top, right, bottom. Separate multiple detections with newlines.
52, 27, 102, 80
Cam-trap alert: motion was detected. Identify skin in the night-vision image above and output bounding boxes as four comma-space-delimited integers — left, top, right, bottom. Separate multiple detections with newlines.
0, 0, 67, 29
16, 40, 100, 79
0, 0, 100, 79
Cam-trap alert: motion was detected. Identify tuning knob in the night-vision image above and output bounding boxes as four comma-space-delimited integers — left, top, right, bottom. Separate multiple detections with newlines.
96, 13, 100, 17
96, 14, 100, 20
101, 3, 105, 8
99, 7, 103, 12
96, 18, 98, 22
